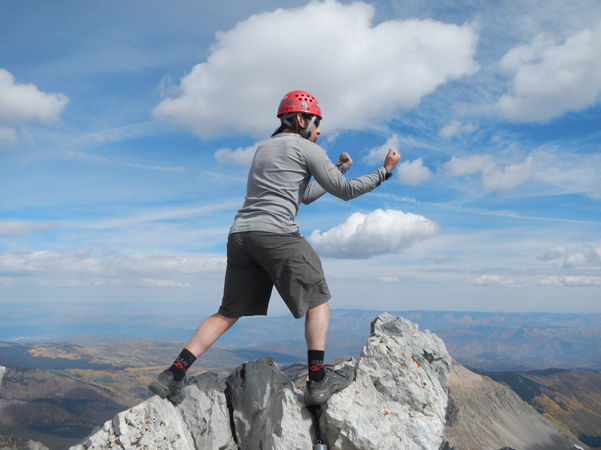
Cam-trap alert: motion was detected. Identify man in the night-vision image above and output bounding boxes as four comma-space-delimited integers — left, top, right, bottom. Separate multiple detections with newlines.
149, 90, 400, 405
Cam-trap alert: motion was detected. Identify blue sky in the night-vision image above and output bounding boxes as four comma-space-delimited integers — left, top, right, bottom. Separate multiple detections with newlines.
1, 0, 601, 336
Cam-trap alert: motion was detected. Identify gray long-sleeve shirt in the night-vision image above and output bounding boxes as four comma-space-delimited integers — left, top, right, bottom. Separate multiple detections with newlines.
229, 133, 389, 235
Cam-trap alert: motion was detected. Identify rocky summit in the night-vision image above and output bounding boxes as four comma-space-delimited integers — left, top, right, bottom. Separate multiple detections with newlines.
64, 313, 588, 450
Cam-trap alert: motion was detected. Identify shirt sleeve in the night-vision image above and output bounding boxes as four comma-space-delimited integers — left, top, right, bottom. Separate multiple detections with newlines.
301, 163, 349, 205
300, 141, 388, 202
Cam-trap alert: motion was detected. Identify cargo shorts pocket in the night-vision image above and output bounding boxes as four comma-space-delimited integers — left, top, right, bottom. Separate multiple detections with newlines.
281, 251, 324, 290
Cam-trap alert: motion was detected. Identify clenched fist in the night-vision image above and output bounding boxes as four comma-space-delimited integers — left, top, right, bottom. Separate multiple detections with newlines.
384, 149, 401, 172
337, 152, 353, 167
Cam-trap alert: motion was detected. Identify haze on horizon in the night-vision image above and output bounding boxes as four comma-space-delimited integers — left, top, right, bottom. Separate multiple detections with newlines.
1, 0, 600, 328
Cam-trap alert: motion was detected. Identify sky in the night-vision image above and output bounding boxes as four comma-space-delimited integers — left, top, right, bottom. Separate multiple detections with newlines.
1, 0, 601, 339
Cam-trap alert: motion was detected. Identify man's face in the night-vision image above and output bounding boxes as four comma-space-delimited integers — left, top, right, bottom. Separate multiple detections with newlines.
299, 114, 321, 143
308, 119, 321, 143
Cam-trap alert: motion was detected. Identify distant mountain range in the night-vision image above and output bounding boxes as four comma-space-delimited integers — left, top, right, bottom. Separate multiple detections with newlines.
1, 309, 600, 449
211, 309, 601, 372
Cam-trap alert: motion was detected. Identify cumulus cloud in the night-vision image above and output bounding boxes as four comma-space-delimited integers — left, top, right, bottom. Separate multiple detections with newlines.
445, 154, 495, 177
364, 134, 401, 164
153, 1, 478, 138
0, 221, 53, 236
537, 245, 567, 261
498, 20, 601, 121
563, 245, 601, 268
397, 158, 433, 185
444, 154, 533, 192
536, 243, 601, 268
214, 144, 258, 167
438, 120, 478, 139
0, 68, 68, 126
0, 68, 69, 147
0, 250, 225, 287
308, 208, 439, 259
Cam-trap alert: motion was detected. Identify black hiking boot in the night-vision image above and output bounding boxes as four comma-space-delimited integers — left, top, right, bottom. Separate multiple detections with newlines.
148, 369, 186, 405
304, 365, 354, 406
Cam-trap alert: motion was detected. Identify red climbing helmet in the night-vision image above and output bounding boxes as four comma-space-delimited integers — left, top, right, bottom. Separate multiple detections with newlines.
277, 90, 322, 119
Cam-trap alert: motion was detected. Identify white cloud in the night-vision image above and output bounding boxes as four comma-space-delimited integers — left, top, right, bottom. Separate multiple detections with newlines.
445, 154, 495, 177
0, 221, 53, 236
537, 245, 567, 261
444, 154, 534, 192
0, 68, 69, 125
214, 144, 258, 167
364, 134, 401, 164
481, 157, 534, 192
379, 277, 399, 283
563, 245, 601, 268
308, 208, 439, 259
438, 120, 478, 139
563, 276, 601, 286
473, 274, 518, 287
397, 158, 433, 186
498, 20, 601, 121
153, 1, 478, 138
0, 250, 226, 287
541, 275, 601, 286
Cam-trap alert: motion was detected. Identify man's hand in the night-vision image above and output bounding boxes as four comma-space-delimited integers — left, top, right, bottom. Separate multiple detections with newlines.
337, 152, 353, 167
384, 149, 401, 172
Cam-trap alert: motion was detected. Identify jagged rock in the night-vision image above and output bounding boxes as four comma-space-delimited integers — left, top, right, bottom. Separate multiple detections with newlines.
225, 356, 316, 450
0, 366, 5, 388
70, 372, 237, 450
319, 313, 451, 450
71, 396, 195, 450
441, 360, 588, 450
178, 371, 237, 450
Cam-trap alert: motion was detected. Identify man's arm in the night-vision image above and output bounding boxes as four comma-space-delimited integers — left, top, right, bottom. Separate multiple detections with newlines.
302, 142, 400, 202
302, 153, 352, 205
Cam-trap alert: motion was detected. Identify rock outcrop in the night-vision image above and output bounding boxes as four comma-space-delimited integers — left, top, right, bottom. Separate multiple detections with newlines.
67, 314, 589, 450
0, 365, 5, 387
319, 313, 451, 450
225, 356, 316, 449
70, 371, 236, 450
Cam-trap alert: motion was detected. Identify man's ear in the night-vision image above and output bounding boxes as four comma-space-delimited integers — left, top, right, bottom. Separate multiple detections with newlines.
296, 113, 306, 128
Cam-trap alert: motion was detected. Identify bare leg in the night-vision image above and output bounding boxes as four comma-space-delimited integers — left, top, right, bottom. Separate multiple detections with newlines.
184, 313, 238, 358
305, 302, 329, 351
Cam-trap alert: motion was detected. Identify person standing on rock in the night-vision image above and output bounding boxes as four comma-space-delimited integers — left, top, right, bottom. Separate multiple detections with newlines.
149, 90, 401, 405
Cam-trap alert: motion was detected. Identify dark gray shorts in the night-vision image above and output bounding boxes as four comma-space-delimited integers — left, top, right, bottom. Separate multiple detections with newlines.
218, 231, 331, 319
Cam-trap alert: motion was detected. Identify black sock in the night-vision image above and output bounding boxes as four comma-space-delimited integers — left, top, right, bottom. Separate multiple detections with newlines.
308, 349, 325, 382
168, 348, 196, 381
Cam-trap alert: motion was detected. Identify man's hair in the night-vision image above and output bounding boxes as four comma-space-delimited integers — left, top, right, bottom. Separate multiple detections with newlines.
271, 113, 314, 138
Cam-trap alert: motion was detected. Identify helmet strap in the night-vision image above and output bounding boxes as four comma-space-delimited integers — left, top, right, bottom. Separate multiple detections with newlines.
301, 115, 316, 139
273, 113, 316, 139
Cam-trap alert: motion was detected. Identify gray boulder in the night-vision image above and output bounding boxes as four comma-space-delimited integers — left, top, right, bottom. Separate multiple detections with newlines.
319, 313, 452, 450
70, 372, 237, 450
178, 371, 237, 450
225, 356, 316, 450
